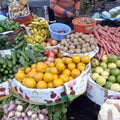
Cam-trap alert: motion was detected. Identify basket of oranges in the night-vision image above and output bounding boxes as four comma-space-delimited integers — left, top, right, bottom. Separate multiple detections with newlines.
11, 55, 91, 105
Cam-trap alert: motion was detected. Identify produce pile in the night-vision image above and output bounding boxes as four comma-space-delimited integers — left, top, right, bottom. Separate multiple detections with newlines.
60, 32, 97, 54
9, 1, 29, 19
0, 96, 67, 120
15, 55, 90, 89
92, 25, 120, 59
1, 5, 120, 119
0, 19, 20, 32
91, 55, 120, 92
24, 18, 50, 44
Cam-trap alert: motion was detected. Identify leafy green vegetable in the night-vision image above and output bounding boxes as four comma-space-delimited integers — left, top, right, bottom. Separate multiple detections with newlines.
111, 10, 120, 18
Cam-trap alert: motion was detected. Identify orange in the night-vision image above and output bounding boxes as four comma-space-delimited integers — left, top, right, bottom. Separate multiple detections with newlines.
55, 58, 63, 64
22, 78, 36, 88
53, 78, 64, 87
49, 62, 55, 67
43, 73, 54, 82
77, 62, 86, 71
57, 51, 62, 58
27, 71, 36, 78
69, 76, 74, 81
60, 74, 69, 83
18, 69, 24, 73
24, 67, 31, 74
62, 57, 67, 63
81, 55, 91, 64
62, 69, 71, 76
48, 82, 54, 88
37, 81, 47, 89
71, 69, 80, 78
65, 58, 72, 64
45, 67, 50, 73
31, 64, 36, 69
15, 72, 26, 82
31, 68, 37, 72
50, 67, 58, 74
72, 55, 81, 64
34, 72, 43, 82
36, 62, 47, 72
53, 74, 59, 80
67, 63, 76, 70
56, 62, 66, 72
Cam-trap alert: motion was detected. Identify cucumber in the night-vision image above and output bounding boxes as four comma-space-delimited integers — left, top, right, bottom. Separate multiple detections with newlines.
5, 54, 12, 60
11, 51, 17, 65
6, 58, 12, 68
17, 50, 29, 61
25, 47, 37, 63
14, 40, 26, 50
19, 56, 26, 68
0, 56, 5, 64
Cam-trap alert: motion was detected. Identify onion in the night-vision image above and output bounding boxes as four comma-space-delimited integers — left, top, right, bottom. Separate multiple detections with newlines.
44, 116, 48, 120
16, 105, 23, 112
24, 116, 30, 120
41, 109, 48, 115
38, 113, 44, 120
7, 111, 15, 118
17, 117, 24, 120
27, 109, 33, 117
8, 103, 16, 111
31, 113, 38, 119
21, 112, 26, 117
15, 111, 21, 117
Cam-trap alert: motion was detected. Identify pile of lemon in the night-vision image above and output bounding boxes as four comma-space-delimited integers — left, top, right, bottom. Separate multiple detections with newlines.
15, 55, 90, 89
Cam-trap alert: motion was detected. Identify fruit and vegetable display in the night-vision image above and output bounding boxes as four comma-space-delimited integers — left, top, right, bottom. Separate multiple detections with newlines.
91, 55, 120, 92
1, 3, 120, 119
24, 18, 50, 44
102, 6, 120, 18
15, 55, 90, 89
0, 19, 20, 33
75, 17, 95, 24
92, 25, 120, 59
9, 1, 29, 19
0, 96, 67, 120
60, 32, 97, 54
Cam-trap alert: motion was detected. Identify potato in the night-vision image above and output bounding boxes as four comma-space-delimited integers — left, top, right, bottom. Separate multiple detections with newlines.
91, 45, 96, 50
69, 45, 75, 49
81, 48, 87, 53
75, 49, 81, 54
68, 50, 74, 54
87, 47, 92, 52
63, 47, 68, 52
77, 45, 81, 49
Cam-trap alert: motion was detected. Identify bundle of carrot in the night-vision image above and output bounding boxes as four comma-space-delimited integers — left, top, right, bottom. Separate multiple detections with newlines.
91, 25, 120, 59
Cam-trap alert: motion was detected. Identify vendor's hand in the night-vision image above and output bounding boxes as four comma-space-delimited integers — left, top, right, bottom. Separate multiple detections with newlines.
114, 103, 120, 112
66, 11, 75, 18
75, 10, 80, 17
98, 109, 113, 120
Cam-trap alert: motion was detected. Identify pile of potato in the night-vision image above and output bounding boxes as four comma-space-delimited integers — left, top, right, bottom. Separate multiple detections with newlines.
60, 32, 97, 54
9, 1, 29, 19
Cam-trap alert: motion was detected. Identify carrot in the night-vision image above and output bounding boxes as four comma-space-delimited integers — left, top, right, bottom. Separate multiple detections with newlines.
93, 30, 101, 41
116, 27, 120, 35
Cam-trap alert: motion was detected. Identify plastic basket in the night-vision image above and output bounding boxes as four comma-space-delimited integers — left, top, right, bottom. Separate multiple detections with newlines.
49, 23, 71, 41
72, 17, 96, 33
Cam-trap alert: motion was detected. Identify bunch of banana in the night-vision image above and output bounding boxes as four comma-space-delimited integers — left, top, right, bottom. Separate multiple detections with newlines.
24, 18, 50, 44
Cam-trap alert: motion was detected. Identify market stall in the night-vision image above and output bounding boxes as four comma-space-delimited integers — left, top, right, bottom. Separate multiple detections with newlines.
0, 0, 120, 120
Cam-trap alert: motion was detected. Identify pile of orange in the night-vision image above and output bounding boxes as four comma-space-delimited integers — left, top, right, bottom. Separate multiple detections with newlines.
15, 55, 90, 89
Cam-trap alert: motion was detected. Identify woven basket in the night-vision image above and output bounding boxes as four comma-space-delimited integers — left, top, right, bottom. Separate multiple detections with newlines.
0, 26, 27, 44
